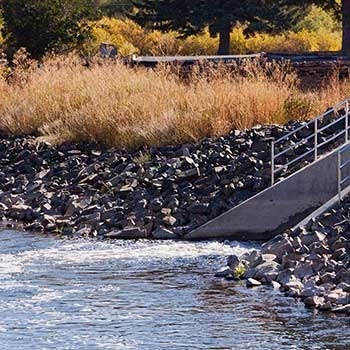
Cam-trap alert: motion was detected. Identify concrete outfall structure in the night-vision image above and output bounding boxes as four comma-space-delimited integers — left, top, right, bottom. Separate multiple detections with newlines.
186, 146, 344, 241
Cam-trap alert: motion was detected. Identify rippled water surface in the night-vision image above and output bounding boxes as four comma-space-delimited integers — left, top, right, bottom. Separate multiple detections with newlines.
0, 230, 349, 350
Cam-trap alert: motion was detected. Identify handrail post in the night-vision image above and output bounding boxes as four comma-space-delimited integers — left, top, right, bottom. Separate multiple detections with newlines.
314, 118, 318, 161
271, 140, 275, 186
346, 100, 349, 143
338, 150, 342, 204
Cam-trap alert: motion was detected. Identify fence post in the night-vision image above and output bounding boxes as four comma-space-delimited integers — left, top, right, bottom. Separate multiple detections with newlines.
338, 150, 342, 204
346, 100, 349, 143
314, 118, 318, 161
271, 140, 275, 186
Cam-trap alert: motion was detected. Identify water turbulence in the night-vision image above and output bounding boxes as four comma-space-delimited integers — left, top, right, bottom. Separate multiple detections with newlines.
0, 230, 349, 350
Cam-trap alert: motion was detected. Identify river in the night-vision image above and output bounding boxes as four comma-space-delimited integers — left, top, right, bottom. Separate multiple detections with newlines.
0, 230, 349, 350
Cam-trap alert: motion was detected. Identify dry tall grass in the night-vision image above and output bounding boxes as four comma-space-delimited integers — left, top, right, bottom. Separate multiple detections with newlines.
0, 53, 349, 149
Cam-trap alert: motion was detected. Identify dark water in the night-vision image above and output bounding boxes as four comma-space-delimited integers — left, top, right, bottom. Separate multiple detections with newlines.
0, 230, 349, 350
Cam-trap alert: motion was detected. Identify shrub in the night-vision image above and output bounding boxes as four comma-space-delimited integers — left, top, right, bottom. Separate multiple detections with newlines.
294, 5, 340, 33
1, 0, 99, 58
181, 30, 218, 56
87, 16, 341, 56
233, 263, 246, 280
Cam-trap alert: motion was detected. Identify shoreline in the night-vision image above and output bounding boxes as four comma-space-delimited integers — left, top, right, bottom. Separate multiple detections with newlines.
217, 199, 350, 315
2, 122, 350, 315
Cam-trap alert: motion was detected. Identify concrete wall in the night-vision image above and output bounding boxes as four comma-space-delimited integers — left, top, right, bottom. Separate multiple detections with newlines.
185, 148, 342, 241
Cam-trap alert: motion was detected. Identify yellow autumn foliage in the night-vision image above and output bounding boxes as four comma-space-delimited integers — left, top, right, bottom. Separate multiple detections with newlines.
88, 17, 341, 56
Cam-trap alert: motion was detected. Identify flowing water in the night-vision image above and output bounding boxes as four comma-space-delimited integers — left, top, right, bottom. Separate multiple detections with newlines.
0, 230, 349, 350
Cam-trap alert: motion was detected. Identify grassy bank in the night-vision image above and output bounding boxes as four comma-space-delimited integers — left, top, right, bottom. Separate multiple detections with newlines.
0, 54, 349, 149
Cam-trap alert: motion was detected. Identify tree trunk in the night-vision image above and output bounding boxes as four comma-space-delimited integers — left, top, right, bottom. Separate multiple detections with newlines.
342, 0, 350, 54
217, 22, 231, 55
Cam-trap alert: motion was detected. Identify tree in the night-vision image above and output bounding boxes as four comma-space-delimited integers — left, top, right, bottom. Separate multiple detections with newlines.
0, 0, 100, 58
326, 0, 350, 54
284, 0, 350, 54
342, 0, 350, 53
293, 4, 340, 33
132, 0, 307, 55
99, 0, 133, 16
0, 10, 4, 48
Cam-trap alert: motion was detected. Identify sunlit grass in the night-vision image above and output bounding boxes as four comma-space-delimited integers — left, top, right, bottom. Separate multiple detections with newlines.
0, 53, 349, 149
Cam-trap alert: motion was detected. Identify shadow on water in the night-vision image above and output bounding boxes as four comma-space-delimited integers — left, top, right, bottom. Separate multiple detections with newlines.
0, 230, 349, 350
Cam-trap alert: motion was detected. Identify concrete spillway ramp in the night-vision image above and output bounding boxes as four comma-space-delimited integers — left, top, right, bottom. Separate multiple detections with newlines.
185, 146, 343, 241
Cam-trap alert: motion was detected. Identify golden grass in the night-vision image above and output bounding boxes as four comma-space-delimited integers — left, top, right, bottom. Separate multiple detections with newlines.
0, 53, 349, 149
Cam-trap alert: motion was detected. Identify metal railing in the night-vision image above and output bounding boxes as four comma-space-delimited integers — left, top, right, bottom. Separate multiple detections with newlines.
271, 98, 350, 185
338, 144, 350, 203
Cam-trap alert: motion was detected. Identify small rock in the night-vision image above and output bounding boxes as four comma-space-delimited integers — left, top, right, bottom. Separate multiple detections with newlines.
152, 227, 178, 239
304, 296, 325, 308
215, 267, 233, 278
261, 234, 294, 259
106, 227, 148, 239
227, 254, 240, 270
246, 278, 262, 288
240, 250, 262, 268
293, 263, 314, 280
332, 304, 350, 313
276, 269, 294, 285
300, 230, 326, 246
271, 281, 281, 289
162, 215, 177, 226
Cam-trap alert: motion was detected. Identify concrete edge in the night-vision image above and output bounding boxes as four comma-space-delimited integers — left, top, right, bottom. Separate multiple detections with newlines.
132, 53, 263, 62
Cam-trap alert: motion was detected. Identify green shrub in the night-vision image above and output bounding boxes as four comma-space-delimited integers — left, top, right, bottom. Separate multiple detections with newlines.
233, 263, 246, 279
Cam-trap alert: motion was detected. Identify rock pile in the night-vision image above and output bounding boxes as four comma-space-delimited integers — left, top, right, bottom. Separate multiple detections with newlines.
0, 125, 285, 238
220, 202, 350, 314
0, 116, 343, 239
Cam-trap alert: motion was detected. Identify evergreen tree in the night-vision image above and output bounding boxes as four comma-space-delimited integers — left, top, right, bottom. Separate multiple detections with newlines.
342, 0, 350, 53
99, 0, 133, 16
0, 0, 100, 58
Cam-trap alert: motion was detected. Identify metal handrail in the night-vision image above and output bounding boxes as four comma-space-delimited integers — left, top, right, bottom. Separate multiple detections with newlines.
317, 130, 346, 149
274, 148, 315, 175
338, 144, 350, 203
340, 175, 350, 185
271, 98, 350, 185
274, 133, 315, 159
273, 119, 314, 144
340, 159, 350, 169
317, 114, 346, 133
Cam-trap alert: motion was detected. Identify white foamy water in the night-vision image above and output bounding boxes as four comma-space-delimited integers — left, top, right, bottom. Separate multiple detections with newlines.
0, 230, 349, 350
0, 236, 253, 277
